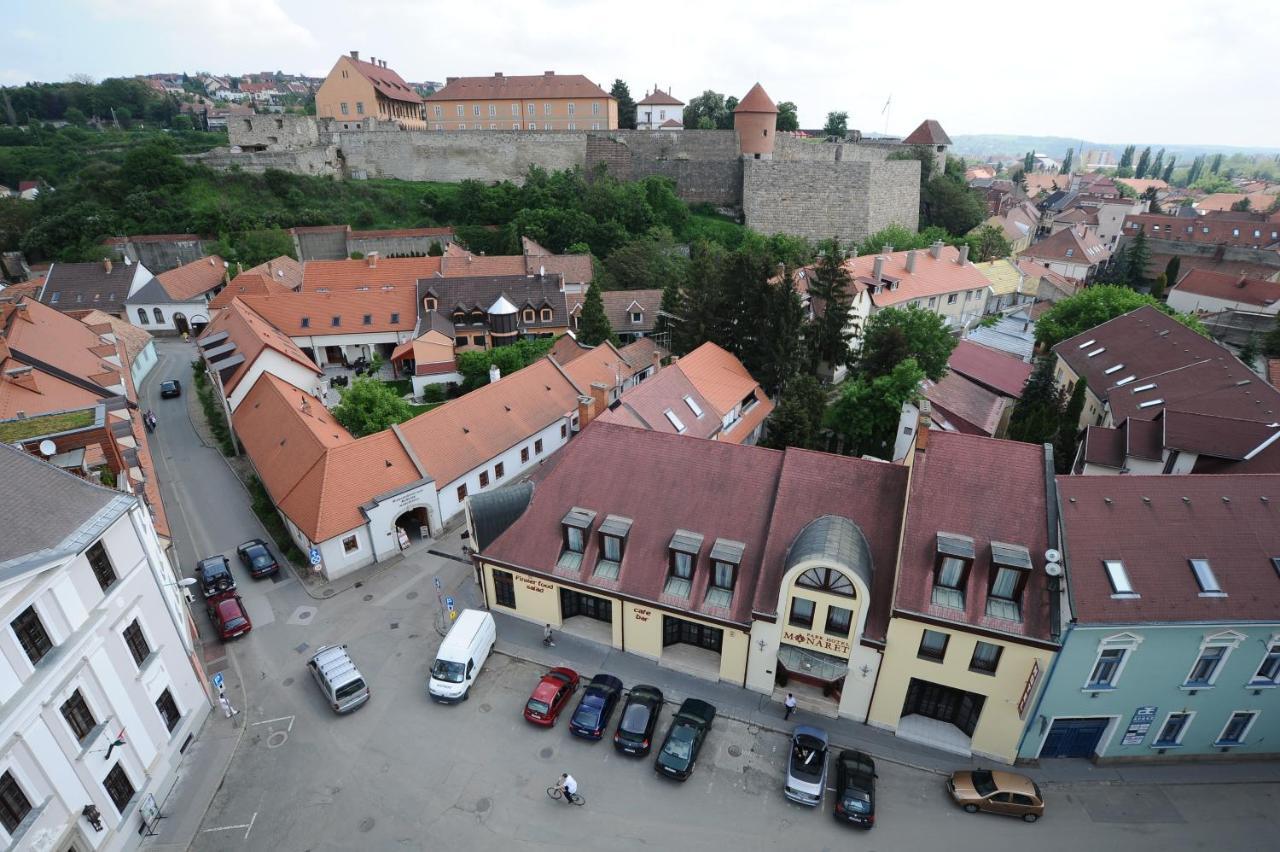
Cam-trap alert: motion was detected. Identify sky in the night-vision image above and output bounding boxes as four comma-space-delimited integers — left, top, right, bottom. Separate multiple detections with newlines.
4, 0, 1276, 149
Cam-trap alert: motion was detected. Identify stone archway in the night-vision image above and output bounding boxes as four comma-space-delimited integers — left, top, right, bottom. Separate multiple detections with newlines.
172, 312, 190, 335
190, 312, 210, 335
393, 506, 432, 551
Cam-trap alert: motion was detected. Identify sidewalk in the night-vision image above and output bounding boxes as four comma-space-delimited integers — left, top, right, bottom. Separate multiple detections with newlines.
490, 611, 1280, 788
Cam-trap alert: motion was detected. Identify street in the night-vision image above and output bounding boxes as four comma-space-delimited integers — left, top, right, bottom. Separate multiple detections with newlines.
141, 338, 1280, 852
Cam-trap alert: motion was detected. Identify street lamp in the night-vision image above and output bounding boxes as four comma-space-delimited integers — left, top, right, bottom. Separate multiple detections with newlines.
166, 577, 198, 589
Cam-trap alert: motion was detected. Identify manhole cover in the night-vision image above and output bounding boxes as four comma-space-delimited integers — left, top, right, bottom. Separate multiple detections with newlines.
480, 703, 492, 713
390, 622, 399, 630
287, 607, 317, 626
476, 798, 491, 814
354, 582, 364, 588
406, 591, 418, 600
747, 725, 760, 736
728, 745, 742, 757
322, 588, 336, 598
363, 594, 374, 602
282, 677, 294, 687
267, 731, 288, 749
294, 643, 309, 654
539, 747, 554, 759
298, 611, 312, 620
358, 817, 375, 833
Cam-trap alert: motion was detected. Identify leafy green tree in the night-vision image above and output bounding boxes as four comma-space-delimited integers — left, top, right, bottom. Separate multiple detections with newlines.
610, 80, 637, 130
208, 228, 295, 267
684, 91, 730, 130
1186, 154, 1205, 185
1125, 227, 1151, 286
170, 114, 193, 131
858, 305, 956, 381
805, 239, 855, 376
1230, 198, 1252, 212
1008, 357, 1066, 445
1261, 314, 1280, 358
332, 377, 414, 437
1059, 148, 1073, 174
1238, 335, 1260, 370
762, 375, 828, 450
822, 111, 848, 138
1149, 272, 1167, 300
576, 282, 617, 346
966, 223, 1012, 262
63, 107, 87, 127
1161, 156, 1176, 184
602, 231, 689, 291
922, 171, 985, 236
1134, 146, 1152, 179
776, 101, 799, 132
1118, 145, 1135, 170
825, 359, 925, 458
1053, 377, 1088, 473
455, 338, 555, 390
1034, 284, 1208, 348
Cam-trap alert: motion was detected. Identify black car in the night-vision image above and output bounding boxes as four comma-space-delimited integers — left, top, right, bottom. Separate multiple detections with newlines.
655, 698, 716, 781
236, 538, 280, 578
195, 555, 236, 598
833, 749, 877, 828
159, 379, 182, 398
613, 685, 664, 755
568, 673, 624, 740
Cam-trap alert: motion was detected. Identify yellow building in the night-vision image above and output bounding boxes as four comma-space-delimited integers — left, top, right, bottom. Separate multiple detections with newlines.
865, 430, 1061, 764
316, 51, 425, 129
424, 72, 617, 131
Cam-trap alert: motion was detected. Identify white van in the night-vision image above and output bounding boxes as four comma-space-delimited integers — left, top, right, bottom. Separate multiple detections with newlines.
428, 609, 496, 702
308, 644, 370, 714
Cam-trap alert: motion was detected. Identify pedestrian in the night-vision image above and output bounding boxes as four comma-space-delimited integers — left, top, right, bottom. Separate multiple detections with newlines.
784, 692, 797, 720
218, 694, 239, 718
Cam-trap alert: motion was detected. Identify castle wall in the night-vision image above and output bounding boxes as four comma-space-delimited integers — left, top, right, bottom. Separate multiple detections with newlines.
585, 130, 743, 205
337, 130, 587, 183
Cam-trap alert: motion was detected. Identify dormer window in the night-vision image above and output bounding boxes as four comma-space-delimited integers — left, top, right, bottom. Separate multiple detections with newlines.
541, 308, 553, 322
985, 542, 1032, 622
706, 538, 744, 608
523, 308, 536, 323
453, 309, 466, 324
594, 514, 632, 581
932, 532, 974, 609
301, 317, 310, 328
558, 507, 596, 573
1104, 559, 1138, 598
425, 297, 437, 311
631, 311, 642, 324
664, 529, 703, 598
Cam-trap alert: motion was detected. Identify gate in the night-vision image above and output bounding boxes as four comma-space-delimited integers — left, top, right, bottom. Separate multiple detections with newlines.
1040, 718, 1109, 758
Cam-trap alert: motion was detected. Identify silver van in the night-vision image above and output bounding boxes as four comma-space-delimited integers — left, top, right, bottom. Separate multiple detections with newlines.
308, 644, 370, 713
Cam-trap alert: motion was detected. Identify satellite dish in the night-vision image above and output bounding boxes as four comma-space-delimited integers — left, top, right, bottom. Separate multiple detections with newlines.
38, 440, 57, 457
1045, 561, 1063, 577
1044, 548, 1061, 564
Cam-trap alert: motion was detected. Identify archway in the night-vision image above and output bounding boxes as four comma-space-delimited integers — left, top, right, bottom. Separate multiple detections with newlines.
172, 312, 190, 335
393, 507, 432, 551
190, 313, 210, 335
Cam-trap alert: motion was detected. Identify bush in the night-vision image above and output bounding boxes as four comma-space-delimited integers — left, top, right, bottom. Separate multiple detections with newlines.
245, 475, 304, 565
422, 384, 446, 403
190, 360, 236, 456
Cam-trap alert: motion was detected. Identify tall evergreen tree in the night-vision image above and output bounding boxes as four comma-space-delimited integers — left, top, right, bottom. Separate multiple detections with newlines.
610, 80, 637, 130
1149, 272, 1167, 301
1261, 314, 1280, 358
654, 276, 684, 352
1149, 148, 1165, 180
1210, 153, 1224, 174
762, 375, 828, 450
1024, 151, 1036, 173
1118, 145, 1136, 169
1161, 155, 1177, 184
676, 241, 731, 354
576, 282, 617, 346
805, 239, 855, 377
1186, 155, 1205, 185
1059, 148, 1073, 175
1008, 356, 1067, 445
1126, 228, 1151, 286
1053, 378, 1088, 473
1134, 146, 1152, 179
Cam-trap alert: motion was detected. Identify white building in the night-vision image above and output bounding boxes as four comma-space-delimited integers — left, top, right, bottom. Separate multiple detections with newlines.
0, 445, 210, 851
635, 88, 684, 130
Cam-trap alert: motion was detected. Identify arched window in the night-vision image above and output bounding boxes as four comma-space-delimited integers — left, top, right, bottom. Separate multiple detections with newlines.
153, 308, 164, 324
137, 308, 149, 325
796, 566, 855, 597
425, 297, 437, 311
523, 309, 536, 323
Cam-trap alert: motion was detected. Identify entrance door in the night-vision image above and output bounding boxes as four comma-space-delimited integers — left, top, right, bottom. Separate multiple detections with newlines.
172, 312, 189, 335
902, 678, 986, 737
662, 615, 723, 652
559, 588, 612, 623
1040, 718, 1109, 758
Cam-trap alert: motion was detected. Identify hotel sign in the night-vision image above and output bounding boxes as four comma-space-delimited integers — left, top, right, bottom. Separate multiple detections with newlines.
781, 628, 851, 657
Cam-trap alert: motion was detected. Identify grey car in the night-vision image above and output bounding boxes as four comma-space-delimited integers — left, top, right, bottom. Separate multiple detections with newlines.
784, 725, 829, 806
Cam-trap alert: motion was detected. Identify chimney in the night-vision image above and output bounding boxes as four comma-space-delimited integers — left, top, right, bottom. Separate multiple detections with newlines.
370, 56, 376, 67
3, 366, 38, 393
350, 50, 360, 61
495, 72, 503, 78
446, 77, 458, 85
209, 257, 216, 266
576, 394, 595, 428
301, 398, 312, 415
488, 364, 501, 384
102, 258, 113, 274
236, 261, 244, 274
590, 381, 609, 413
915, 400, 932, 453
905, 249, 917, 273
872, 256, 885, 282
929, 240, 944, 259
366, 251, 378, 268
544, 71, 555, 76
652, 349, 663, 371
956, 244, 970, 265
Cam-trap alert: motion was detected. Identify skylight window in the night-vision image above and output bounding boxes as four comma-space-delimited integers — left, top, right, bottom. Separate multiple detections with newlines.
1189, 559, 1224, 595
1104, 364, 1124, 374
1087, 347, 1106, 357
1077, 339, 1097, 349
1115, 375, 1137, 386
683, 395, 704, 418
1138, 399, 1164, 408
663, 409, 687, 433
1104, 560, 1137, 597
1132, 383, 1157, 393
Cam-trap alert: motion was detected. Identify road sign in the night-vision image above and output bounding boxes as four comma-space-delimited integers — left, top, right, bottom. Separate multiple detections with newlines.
212, 672, 224, 690
433, 576, 442, 591
445, 596, 455, 612
308, 547, 321, 566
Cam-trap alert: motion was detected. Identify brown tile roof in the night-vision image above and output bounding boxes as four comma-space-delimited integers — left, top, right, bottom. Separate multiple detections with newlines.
1081, 424, 1125, 468
154, 255, 227, 301
616, 337, 665, 372
734, 83, 777, 114
346, 56, 424, 104
1124, 212, 1280, 250
390, 330, 455, 374
548, 334, 588, 365
1058, 474, 1280, 623
596, 368, 721, 440
426, 73, 610, 102
239, 289, 417, 336
207, 273, 295, 311
302, 257, 441, 292
1163, 410, 1280, 460
566, 289, 662, 333
77, 310, 153, 368
1115, 178, 1168, 194
923, 372, 1007, 437
1171, 269, 1280, 308
948, 340, 1032, 398
1195, 192, 1276, 213
243, 255, 303, 291
902, 119, 952, 146
672, 342, 760, 416
199, 299, 322, 394
424, 273, 569, 331
1124, 417, 1164, 461
1015, 258, 1079, 296
895, 432, 1054, 642
1269, 358, 1280, 388
1023, 224, 1110, 268
560, 341, 641, 393
637, 88, 684, 106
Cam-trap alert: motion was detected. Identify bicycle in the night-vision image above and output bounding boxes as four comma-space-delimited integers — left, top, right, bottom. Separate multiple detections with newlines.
546, 785, 585, 806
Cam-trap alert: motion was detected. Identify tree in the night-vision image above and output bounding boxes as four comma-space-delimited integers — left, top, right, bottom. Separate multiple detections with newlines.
610, 80, 637, 130
761, 375, 828, 450
1008, 357, 1066, 445
805, 239, 855, 376
1053, 377, 1087, 473
1238, 335, 1260, 370
170, 114, 193, 131
776, 101, 799, 132
922, 171, 985, 235
825, 359, 925, 458
858, 305, 956, 381
1024, 151, 1036, 173
966, 223, 1013, 263
64, 107, 87, 127
1125, 228, 1151, 287
654, 276, 684, 351
1142, 186, 1162, 214
1149, 272, 1167, 301
576, 282, 617, 346
1230, 198, 1252, 212
1034, 285, 1208, 348
1186, 154, 1205, 186
1164, 256, 1181, 286
1149, 148, 1165, 181
1210, 153, 1223, 174
332, 377, 414, 437
684, 90, 732, 130
731, 249, 807, 395
677, 241, 732, 354
1161, 155, 1176, 184
1060, 148, 1073, 175
1118, 145, 1135, 170
602, 232, 688, 291
455, 338, 555, 390
822, 111, 848, 139
1261, 314, 1280, 358
1134, 146, 1152, 179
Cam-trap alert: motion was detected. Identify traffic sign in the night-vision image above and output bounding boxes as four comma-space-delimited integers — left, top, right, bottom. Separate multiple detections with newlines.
445, 596, 455, 612
308, 547, 321, 566
212, 672, 224, 690
433, 576, 442, 591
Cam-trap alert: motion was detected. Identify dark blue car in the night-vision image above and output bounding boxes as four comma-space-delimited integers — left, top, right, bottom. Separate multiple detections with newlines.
568, 673, 624, 740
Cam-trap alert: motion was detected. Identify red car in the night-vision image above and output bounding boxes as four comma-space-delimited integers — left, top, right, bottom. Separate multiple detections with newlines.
523, 666, 579, 726
207, 592, 252, 640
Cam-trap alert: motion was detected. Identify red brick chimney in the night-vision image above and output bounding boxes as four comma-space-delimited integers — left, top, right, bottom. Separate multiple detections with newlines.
576, 395, 594, 428
102, 258, 113, 274
366, 252, 379, 269
589, 381, 609, 414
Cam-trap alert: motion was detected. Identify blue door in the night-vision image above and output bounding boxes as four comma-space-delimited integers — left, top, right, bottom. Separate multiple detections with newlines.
1041, 718, 1108, 758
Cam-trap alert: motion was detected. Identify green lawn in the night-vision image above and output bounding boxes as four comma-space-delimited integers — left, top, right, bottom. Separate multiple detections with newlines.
0, 408, 95, 442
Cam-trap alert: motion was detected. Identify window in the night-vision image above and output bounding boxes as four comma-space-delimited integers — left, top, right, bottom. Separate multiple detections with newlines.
12, 606, 52, 665
153, 307, 164, 324
789, 597, 815, 629
123, 619, 150, 667
390, 312, 400, 324
493, 569, 516, 608
663, 408, 687, 433
534, 439, 543, 455
918, 629, 949, 662
928, 296, 937, 308
342, 535, 358, 554
591, 123, 600, 130
137, 308, 149, 324
969, 641, 1002, 675
1088, 647, 1126, 688
1153, 712, 1192, 747
489, 123, 496, 129
472, 105, 481, 117
362, 314, 372, 326
49, 292, 60, 304
61, 689, 97, 742
825, 605, 852, 637
456, 105, 465, 116
103, 762, 135, 812
528, 103, 535, 116
523, 308, 535, 323
560, 423, 568, 439
1215, 711, 1257, 746
797, 566, 855, 596
478, 471, 489, 489
458, 123, 466, 130
541, 308, 552, 322
521, 447, 530, 463
528, 122, 536, 130
434, 105, 442, 118
1190, 559, 1224, 595
932, 532, 974, 609
494, 462, 505, 480
712, 560, 735, 590
0, 771, 32, 834
1252, 642, 1280, 686
592, 102, 600, 115
683, 395, 704, 418
670, 549, 693, 579
456, 484, 468, 502
631, 311, 642, 324
545, 103, 553, 116
86, 541, 117, 592
947, 294, 957, 304
513, 123, 520, 130
340, 102, 349, 115
567, 122, 575, 130
356, 102, 364, 115
488, 104, 496, 117
300, 317, 310, 329
1185, 645, 1228, 687
1103, 560, 1137, 597
511, 103, 519, 116
331, 316, 341, 327
156, 688, 181, 732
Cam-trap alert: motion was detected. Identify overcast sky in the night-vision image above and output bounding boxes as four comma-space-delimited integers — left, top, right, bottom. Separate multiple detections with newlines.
4, 0, 1275, 149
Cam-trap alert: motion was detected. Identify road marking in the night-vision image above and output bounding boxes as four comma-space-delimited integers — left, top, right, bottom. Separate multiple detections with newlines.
375, 570, 430, 606
201, 822, 252, 833
245, 812, 257, 840
251, 714, 295, 732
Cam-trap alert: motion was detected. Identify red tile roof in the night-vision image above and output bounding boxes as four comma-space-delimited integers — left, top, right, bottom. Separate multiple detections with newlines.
948, 340, 1033, 398
206, 273, 294, 311
239, 289, 417, 336
301, 256, 441, 292
243, 255, 303, 291
833, 244, 990, 307
923, 372, 1007, 437
154, 256, 227, 301
597, 368, 721, 440
1058, 474, 1280, 623
637, 88, 683, 106
1170, 269, 1280, 308
426, 73, 610, 102
902, 119, 952, 146
346, 56, 424, 104
1023, 224, 1109, 269
734, 83, 777, 114
199, 299, 322, 395
1124, 212, 1280, 250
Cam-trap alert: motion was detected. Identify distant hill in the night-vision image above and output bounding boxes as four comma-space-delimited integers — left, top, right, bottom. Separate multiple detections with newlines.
950, 134, 1280, 162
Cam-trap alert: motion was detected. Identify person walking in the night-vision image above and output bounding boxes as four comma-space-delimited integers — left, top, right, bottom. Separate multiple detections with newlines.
143, 410, 154, 433
147, 411, 158, 431
218, 694, 240, 718
543, 624, 555, 647
784, 692, 797, 720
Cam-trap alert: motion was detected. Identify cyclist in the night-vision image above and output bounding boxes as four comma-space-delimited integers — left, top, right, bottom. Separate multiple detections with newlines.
543, 624, 554, 646
557, 772, 578, 805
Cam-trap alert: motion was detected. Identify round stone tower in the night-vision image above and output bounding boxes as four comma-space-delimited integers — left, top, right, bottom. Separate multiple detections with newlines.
734, 82, 778, 160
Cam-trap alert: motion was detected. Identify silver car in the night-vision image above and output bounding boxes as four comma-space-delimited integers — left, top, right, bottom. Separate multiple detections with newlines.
784, 725, 829, 806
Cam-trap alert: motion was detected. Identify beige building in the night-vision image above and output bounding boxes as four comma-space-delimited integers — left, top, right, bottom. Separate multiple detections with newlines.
316, 51, 425, 129
424, 72, 617, 131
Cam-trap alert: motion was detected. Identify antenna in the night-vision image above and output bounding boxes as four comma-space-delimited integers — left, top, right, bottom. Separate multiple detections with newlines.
38, 440, 57, 457
1044, 562, 1063, 577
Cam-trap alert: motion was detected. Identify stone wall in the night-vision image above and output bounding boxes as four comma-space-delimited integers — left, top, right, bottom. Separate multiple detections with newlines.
294, 229, 348, 261
113, 237, 214, 272
337, 130, 587, 183
866, 161, 923, 235
190, 145, 342, 178
230, 114, 323, 150
348, 233, 451, 257
586, 130, 744, 205
774, 134, 904, 163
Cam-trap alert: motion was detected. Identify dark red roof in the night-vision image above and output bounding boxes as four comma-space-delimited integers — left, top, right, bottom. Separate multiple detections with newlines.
1081, 424, 1125, 469
1124, 212, 1280, 250
948, 340, 1033, 398
347, 57, 423, 104
902, 119, 952, 146
893, 432, 1055, 643
1164, 410, 1280, 460
734, 83, 777, 114
1171, 269, 1280, 308
924, 372, 1006, 437
1058, 474, 1280, 624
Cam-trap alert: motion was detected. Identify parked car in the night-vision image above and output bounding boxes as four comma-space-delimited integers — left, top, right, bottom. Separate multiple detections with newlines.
613, 685, 664, 756
833, 749, 877, 828
784, 725, 829, 806
207, 592, 252, 640
568, 674, 624, 740
159, 379, 181, 398
195, 555, 236, 598
236, 538, 280, 578
523, 667, 580, 726
654, 698, 716, 781
307, 644, 370, 714
947, 769, 1045, 822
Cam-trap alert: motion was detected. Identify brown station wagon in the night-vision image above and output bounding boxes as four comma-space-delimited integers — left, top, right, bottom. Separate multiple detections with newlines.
947, 769, 1045, 822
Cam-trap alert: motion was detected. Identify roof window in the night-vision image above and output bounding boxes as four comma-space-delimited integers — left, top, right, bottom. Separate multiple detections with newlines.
1104, 560, 1138, 597
1115, 375, 1136, 385
1138, 399, 1164, 408
1190, 559, 1224, 596
1076, 339, 1096, 349
1087, 347, 1106, 357
683, 395, 704, 418
663, 409, 686, 433
1132, 383, 1157, 393
1104, 364, 1124, 375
